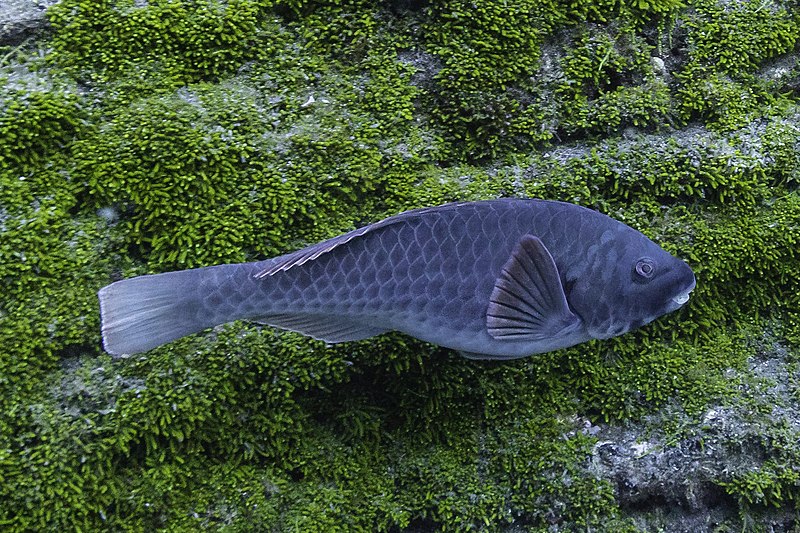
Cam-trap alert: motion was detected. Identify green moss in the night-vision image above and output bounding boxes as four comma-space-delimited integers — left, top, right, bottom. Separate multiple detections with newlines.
0, 74, 115, 427
704, 334, 800, 513
282, 0, 383, 58
47, 0, 274, 84
0, 89, 83, 176
419, 0, 561, 159
676, 0, 799, 131
687, 0, 798, 74
424, 1, 551, 91
73, 44, 431, 268
416, 0, 688, 158
0, 202, 121, 531
557, 25, 671, 136
75, 85, 279, 267
721, 460, 800, 509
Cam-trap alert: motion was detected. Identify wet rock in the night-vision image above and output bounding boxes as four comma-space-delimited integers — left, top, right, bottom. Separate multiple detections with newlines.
583, 332, 800, 531
0, 0, 59, 46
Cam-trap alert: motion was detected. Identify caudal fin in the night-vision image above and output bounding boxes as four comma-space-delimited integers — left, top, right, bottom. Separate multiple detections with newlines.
99, 269, 220, 356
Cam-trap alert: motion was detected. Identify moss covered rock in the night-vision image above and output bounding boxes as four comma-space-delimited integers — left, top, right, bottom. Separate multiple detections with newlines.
1, 0, 799, 530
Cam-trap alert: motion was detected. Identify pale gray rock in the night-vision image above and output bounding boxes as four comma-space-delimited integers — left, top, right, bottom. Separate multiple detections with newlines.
0, 0, 59, 45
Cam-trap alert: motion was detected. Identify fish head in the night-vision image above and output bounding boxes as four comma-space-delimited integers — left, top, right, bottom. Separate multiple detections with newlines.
566, 227, 696, 340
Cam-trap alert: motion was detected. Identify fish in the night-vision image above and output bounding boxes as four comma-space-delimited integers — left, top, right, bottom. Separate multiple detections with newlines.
98, 199, 696, 359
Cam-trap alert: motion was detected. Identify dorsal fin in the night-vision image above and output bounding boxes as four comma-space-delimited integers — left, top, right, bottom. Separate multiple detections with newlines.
486, 235, 581, 340
254, 202, 470, 278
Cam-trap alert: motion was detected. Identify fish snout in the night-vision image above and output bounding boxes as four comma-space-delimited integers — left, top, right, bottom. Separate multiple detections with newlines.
670, 266, 696, 307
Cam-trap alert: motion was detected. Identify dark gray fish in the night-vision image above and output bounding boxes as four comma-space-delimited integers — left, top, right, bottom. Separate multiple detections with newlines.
99, 199, 696, 359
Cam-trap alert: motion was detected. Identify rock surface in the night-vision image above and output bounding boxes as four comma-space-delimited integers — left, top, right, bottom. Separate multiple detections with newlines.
0, 0, 58, 46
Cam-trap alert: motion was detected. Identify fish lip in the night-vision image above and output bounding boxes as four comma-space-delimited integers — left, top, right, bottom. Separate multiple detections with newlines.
671, 276, 696, 306
672, 292, 691, 306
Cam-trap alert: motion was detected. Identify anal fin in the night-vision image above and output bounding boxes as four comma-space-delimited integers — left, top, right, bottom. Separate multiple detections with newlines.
252, 313, 388, 343
458, 350, 500, 360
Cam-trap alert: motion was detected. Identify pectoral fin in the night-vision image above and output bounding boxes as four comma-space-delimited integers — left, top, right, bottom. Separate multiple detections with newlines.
486, 235, 580, 340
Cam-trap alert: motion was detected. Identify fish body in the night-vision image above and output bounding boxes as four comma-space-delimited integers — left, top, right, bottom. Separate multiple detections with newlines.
99, 199, 696, 359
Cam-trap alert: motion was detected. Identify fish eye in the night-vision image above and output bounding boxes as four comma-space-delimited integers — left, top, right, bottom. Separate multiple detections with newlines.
634, 258, 656, 279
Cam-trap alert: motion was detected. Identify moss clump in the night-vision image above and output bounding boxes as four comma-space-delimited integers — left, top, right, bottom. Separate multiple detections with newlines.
76, 85, 289, 267
0, 90, 83, 175
47, 0, 272, 84
705, 333, 800, 515
676, 0, 800, 131
0, 74, 111, 405
73, 31, 431, 269
415, 0, 688, 159
419, 0, 560, 159
557, 25, 672, 136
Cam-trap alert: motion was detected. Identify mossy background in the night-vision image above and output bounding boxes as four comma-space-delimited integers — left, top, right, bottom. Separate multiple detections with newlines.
1, 0, 799, 530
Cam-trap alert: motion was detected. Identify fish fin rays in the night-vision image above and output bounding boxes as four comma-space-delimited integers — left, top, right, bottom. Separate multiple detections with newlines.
99, 269, 218, 356
457, 350, 530, 360
486, 234, 581, 341
252, 313, 389, 343
254, 202, 475, 278
255, 226, 381, 278
458, 350, 500, 360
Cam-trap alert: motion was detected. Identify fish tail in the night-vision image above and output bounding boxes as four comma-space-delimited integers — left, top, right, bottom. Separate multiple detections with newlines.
99, 264, 257, 356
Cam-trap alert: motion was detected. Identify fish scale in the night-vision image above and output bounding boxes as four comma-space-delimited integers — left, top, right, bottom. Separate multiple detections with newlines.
99, 199, 696, 359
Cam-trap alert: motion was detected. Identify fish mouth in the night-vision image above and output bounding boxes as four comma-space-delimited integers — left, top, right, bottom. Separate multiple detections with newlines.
672, 292, 691, 305
671, 276, 696, 306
